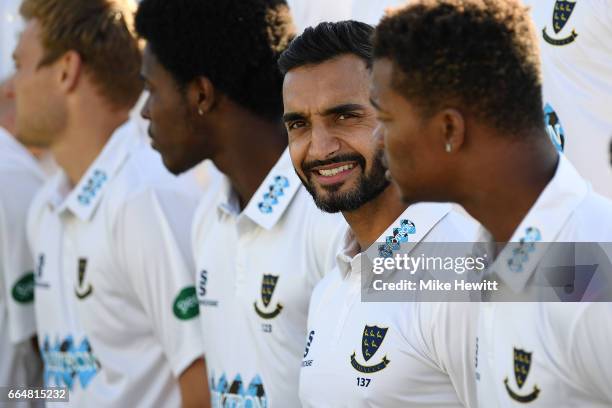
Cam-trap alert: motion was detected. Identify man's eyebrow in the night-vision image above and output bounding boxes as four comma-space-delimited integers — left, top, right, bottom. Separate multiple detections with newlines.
321, 103, 366, 116
282, 111, 306, 123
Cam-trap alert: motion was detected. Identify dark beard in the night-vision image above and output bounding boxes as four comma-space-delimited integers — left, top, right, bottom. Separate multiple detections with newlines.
298, 149, 390, 213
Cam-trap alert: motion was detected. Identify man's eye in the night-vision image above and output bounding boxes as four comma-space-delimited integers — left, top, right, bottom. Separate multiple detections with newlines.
338, 113, 357, 121
288, 121, 306, 130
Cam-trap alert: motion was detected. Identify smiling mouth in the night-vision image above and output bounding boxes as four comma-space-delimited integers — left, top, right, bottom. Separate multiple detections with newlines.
316, 163, 356, 177
309, 162, 359, 187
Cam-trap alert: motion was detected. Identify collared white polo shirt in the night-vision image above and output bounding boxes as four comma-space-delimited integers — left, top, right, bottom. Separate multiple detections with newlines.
298, 203, 479, 408
0, 128, 44, 393
475, 155, 612, 407
523, 0, 612, 198
193, 149, 347, 408
28, 119, 204, 407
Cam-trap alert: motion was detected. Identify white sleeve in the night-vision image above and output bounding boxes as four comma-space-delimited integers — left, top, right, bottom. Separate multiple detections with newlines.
0, 170, 42, 344
411, 302, 479, 408
567, 303, 612, 402
114, 186, 204, 377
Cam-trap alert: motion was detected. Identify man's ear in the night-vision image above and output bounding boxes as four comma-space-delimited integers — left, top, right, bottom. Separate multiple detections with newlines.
57, 50, 82, 94
189, 76, 216, 116
436, 108, 465, 154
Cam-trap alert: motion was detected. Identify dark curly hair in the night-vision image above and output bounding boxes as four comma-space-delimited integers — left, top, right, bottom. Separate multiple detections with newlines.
278, 21, 374, 75
135, 0, 295, 121
373, 0, 544, 134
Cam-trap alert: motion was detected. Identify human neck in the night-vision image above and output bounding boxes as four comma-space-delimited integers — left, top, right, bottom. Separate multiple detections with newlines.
343, 185, 408, 252
458, 133, 559, 243
213, 114, 287, 210
52, 109, 129, 187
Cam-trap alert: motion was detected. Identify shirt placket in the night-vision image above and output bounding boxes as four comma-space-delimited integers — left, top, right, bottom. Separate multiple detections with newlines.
61, 217, 81, 328
234, 215, 253, 296
331, 255, 361, 344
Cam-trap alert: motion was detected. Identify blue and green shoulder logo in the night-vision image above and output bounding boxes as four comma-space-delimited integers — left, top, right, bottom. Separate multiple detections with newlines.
543, 0, 578, 46
12, 272, 35, 303
173, 286, 200, 320
350, 325, 391, 373
254, 274, 283, 319
544, 104, 566, 153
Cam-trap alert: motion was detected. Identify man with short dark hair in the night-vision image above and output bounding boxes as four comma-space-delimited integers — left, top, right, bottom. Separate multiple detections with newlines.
135, 1, 346, 406
280, 21, 478, 407
372, 0, 612, 406
14, 0, 207, 406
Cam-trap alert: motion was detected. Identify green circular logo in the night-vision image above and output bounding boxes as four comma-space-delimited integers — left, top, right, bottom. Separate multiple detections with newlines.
173, 286, 199, 320
12, 272, 35, 304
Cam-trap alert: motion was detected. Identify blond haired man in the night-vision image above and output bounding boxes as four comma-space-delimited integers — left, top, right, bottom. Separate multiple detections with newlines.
12, 0, 208, 406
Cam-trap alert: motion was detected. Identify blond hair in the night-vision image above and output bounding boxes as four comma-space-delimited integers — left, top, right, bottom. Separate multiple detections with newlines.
21, 0, 143, 110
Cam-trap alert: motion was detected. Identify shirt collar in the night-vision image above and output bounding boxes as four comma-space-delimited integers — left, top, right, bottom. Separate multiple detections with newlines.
241, 148, 301, 230
0, 127, 45, 180
54, 120, 141, 221
337, 202, 453, 278
479, 155, 590, 292
216, 174, 240, 217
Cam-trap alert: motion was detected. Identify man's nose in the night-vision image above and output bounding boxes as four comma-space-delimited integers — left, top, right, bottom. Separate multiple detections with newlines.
309, 124, 341, 160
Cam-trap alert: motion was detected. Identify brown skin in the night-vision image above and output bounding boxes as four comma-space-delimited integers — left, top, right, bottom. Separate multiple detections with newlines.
0, 78, 17, 135
371, 57, 559, 242
140, 45, 286, 208
283, 54, 405, 249
178, 358, 211, 408
140, 45, 218, 175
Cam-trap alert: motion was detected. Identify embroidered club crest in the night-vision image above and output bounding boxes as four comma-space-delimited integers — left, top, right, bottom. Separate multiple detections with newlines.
350, 325, 391, 373
543, 1, 578, 46
504, 348, 540, 403
74, 258, 93, 300
254, 274, 283, 319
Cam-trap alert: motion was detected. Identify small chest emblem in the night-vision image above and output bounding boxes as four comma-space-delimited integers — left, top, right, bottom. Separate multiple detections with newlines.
254, 274, 283, 319
350, 325, 391, 373
74, 258, 93, 300
504, 347, 540, 403
543, 1, 578, 46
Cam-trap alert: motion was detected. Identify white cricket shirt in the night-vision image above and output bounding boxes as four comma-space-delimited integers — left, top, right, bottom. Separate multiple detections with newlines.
28, 120, 204, 407
193, 149, 347, 408
475, 155, 612, 407
299, 203, 479, 408
523, 0, 612, 198
0, 128, 44, 392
